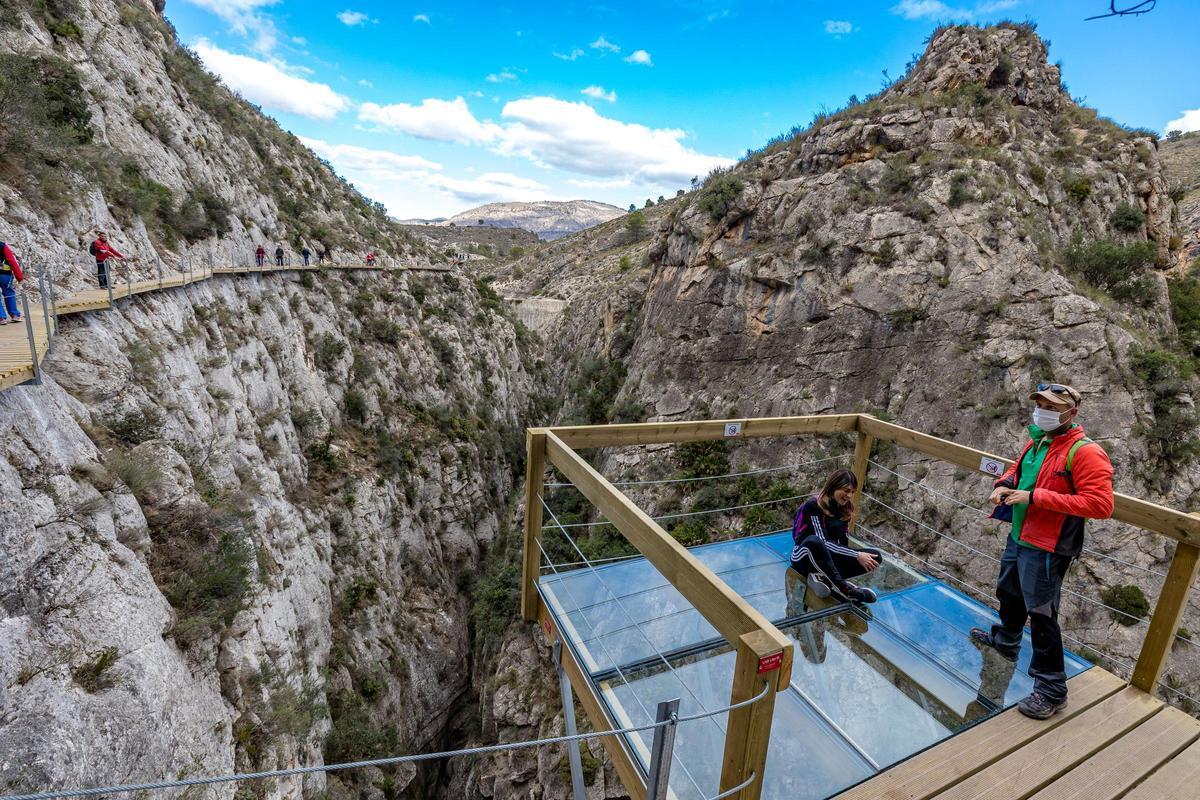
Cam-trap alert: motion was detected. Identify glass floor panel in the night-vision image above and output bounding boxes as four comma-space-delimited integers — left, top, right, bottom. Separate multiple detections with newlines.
540, 532, 1093, 799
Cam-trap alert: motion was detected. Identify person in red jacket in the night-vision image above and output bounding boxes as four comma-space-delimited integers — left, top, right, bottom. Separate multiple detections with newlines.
255, 244, 266, 267
89, 231, 125, 289
0, 240, 25, 325
971, 382, 1113, 720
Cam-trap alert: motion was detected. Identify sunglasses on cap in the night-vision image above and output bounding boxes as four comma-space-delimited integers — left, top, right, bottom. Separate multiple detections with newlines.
1037, 382, 1080, 404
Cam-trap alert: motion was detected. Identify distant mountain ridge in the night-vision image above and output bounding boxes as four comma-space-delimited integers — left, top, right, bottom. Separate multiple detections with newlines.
438, 199, 624, 240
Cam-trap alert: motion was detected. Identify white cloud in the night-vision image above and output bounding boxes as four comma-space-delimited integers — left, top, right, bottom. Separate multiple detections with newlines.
590, 35, 620, 53
356, 94, 730, 190
193, 39, 349, 120
624, 49, 653, 66
825, 20, 854, 36
337, 9, 368, 26
413, 13, 430, 23
185, 0, 279, 51
1166, 109, 1200, 134
494, 97, 732, 184
291, 36, 307, 45
358, 96, 502, 144
890, 0, 1018, 20
486, 70, 518, 83
300, 137, 553, 217
581, 85, 617, 103
358, 79, 374, 88
554, 48, 585, 61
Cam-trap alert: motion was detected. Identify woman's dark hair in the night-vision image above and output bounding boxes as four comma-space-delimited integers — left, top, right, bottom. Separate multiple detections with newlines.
818, 469, 858, 520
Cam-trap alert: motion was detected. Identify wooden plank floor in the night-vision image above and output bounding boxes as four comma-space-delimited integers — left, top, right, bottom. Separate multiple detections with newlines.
0, 261, 449, 391
834, 668, 1200, 800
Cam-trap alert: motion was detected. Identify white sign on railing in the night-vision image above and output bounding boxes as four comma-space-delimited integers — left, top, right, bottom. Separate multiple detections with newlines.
979, 456, 1006, 477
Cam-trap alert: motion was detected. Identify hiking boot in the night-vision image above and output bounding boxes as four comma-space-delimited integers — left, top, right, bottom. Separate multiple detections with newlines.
840, 581, 877, 604
968, 627, 1018, 662
807, 572, 832, 599
0, 318, 7, 325
1018, 692, 1066, 720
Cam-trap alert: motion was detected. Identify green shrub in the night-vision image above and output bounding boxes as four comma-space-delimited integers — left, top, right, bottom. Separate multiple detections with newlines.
1130, 348, 1200, 475
428, 334, 455, 366
340, 577, 378, 617
325, 696, 398, 762
670, 517, 711, 547
675, 440, 730, 479
368, 318, 402, 345
1028, 164, 1046, 186
166, 531, 255, 643
890, 307, 927, 329
567, 357, 627, 424
697, 168, 744, 222
314, 333, 346, 369
344, 389, 367, 423
305, 439, 342, 475
470, 561, 519, 643
1168, 264, 1200, 357
1059, 236, 1156, 303
876, 240, 897, 267
948, 173, 972, 207
109, 406, 163, 446
624, 210, 647, 241
1099, 584, 1149, 626
72, 647, 118, 693
1065, 176, 1092, 202
1109, 202, 1146, 233
618, 254, 633, 272
879, 162, 914, 196
106, 450, 164, 497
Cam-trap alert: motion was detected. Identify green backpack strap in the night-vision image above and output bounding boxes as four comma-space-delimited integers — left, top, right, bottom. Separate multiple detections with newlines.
1061, 438, 1095, 494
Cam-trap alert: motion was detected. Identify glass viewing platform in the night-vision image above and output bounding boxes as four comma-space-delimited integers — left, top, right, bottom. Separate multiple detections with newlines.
539, 531, 1091, 800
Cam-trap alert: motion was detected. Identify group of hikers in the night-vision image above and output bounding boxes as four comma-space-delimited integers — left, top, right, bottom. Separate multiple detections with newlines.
255, 243, 327, 268
790, 382, 1112, 720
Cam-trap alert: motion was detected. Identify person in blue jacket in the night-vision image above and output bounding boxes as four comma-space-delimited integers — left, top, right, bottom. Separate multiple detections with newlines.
789, 469, 882, 603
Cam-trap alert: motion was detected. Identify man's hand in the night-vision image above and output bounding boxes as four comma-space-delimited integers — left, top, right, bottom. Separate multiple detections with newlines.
1003, 489, 1031, 506
989, 487, 1010, 506
857, 551, 880, 573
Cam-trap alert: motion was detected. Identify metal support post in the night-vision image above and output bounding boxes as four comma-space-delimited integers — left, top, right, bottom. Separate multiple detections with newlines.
645, 698, 681, 800
105, 261, 114, 308
156, 253, 163, 289
20, 290, 41, 385
48, 274, 58, 335
38, 271, 52, 355
553, 640, 587, 800
125, 262, 132, 300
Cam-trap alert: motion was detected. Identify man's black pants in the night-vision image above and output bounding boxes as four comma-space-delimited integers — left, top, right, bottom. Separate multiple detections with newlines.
989, 536, 1072, 703
790, 535, 882, 587
96, 261, 108, 288
275, 255, 284, 266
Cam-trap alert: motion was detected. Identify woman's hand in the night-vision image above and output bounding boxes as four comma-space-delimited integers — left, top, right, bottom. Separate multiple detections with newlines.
1003, 490, 1031, 506
857, 551, 880, 573
989, 487, 1010, 506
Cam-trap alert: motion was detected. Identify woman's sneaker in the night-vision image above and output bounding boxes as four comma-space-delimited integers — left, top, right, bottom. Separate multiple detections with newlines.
840, 581, 877, 604
806, 572, 832, 599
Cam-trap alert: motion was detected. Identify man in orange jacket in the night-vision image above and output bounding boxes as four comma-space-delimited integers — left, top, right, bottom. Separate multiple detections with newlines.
971, 382, 1114, 719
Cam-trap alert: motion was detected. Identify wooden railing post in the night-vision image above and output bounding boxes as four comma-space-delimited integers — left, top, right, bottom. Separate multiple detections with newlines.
719, 630, 790, 800
1132, 533, 1200, 693
521, 428, 548, 621
849, 424, 873, 533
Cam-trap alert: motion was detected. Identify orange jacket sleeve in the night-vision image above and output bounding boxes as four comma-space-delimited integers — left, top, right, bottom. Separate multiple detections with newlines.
2, 243, 22, 281
1031, 444, 1114, 520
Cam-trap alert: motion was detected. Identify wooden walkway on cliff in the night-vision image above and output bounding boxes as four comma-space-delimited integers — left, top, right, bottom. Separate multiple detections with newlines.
0, 261, 450, 391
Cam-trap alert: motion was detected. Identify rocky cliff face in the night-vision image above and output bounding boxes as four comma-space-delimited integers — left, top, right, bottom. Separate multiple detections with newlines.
466, 22, 1200, 797
0, 2, 543, 799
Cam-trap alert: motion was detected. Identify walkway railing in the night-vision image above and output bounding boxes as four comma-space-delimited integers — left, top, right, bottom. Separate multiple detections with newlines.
522, 414, 1200, 800
0, 249, 452, 392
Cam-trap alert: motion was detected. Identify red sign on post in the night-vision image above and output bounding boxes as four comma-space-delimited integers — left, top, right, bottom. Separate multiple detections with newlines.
757, 652, 783, 674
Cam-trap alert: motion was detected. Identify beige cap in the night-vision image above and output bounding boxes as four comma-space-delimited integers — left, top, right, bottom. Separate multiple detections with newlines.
1028, 383, 1081, 408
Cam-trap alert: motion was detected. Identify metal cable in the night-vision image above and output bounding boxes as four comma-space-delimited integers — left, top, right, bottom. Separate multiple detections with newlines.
0, 682, 771, 800
868, 459, 1172, 580
541, 489, 816, 530
545, 454, 846, 488
536, 539, 710, 799
708, 771, 758, 799
540, 497, 730, 738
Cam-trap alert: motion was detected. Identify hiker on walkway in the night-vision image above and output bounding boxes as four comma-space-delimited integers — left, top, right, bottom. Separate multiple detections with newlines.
255, 244, 266, 267
301, 247, 311, 266
366, 252, 376, 267
0, 239, 25, 325
971, 382, 1113, 720
788, 469, 883, 604
274, 245, 284, 267
316, 249, 325, 265
89, 232, 125, 289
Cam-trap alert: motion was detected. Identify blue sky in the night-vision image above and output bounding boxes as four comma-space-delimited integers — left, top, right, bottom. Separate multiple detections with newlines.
168, 0, 1200, 219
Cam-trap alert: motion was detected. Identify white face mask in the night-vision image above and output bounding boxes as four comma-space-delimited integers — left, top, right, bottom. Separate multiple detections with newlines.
1032, 407, 1068, 430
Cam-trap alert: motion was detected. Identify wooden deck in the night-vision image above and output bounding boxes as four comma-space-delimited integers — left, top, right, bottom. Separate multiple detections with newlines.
834, 668, 1200, 800
0, 261, 448, 391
